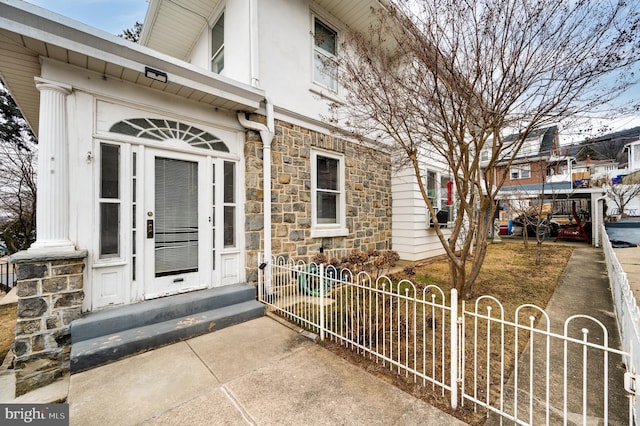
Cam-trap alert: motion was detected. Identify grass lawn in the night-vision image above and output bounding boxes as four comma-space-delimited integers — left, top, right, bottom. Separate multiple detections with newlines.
0, 301, 16, 363
322, 240, 574, 425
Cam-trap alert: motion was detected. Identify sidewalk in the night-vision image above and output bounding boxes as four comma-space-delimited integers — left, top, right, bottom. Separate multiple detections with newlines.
66, 316, 465, 425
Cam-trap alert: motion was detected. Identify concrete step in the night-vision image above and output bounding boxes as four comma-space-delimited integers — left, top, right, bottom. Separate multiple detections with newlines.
71, 284, 257, 343
70, 284, 264, 373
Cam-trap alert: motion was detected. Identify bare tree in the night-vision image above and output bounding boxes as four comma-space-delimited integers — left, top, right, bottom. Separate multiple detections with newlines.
330, 0, 640, 297
0, 81, 37, 253
0, 139, 37, 253
119, 21, 143, 43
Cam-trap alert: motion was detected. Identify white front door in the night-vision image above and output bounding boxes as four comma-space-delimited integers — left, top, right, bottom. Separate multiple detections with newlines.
144, 149, 209, 299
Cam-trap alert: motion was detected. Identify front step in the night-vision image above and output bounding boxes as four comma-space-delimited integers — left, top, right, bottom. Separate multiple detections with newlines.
70, 284, 264, 373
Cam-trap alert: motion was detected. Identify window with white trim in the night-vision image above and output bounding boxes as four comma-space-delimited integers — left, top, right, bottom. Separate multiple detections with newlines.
211, 13, 224, 74
311, 150, 346, 236
313, 17, 338, 91
510, 164, 531, 179
424, 170, 455, 227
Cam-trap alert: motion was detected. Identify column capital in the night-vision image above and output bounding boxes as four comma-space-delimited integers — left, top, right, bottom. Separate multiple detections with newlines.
34, 77, 72, 95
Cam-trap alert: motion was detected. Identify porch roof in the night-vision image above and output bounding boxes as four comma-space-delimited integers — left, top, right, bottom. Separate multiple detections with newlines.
0, 0, 265, 137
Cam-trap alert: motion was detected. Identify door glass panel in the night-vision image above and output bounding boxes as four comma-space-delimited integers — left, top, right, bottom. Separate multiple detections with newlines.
100, 203, 120, 256
155, 157, 199, 277
99, 143, 120, 258
212, 163, 216, 269
223, 162, 236, 247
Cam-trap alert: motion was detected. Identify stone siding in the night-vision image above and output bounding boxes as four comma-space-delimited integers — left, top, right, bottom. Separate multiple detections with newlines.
244, 116, 392, 282
10, 252, 86, 396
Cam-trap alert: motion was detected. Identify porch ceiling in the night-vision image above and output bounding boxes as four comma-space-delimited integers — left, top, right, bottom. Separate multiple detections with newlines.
0, 0, 264, 138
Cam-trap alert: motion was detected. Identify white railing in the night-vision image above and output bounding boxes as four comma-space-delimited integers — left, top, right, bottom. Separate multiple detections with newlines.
258, 253, 459, 407
459, 298, 630, 425
602, 225, 640, 424
258, 252, 633, 424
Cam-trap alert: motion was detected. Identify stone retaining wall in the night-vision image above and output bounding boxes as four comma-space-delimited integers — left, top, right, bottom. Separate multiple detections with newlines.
10, 250, 87, 396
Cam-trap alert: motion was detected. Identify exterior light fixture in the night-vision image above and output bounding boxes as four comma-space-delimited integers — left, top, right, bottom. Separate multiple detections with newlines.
144, 67, 168, 83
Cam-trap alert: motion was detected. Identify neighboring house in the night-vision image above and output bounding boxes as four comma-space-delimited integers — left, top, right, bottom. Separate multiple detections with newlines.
493, 126, 574, 194
0, 0, 402, 314
626, 138, 640, 172
572, 157, 620, 188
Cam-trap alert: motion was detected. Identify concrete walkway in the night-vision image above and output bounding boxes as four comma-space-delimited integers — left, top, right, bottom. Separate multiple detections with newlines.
66, 316, 465, 425
486, 245, 629, 425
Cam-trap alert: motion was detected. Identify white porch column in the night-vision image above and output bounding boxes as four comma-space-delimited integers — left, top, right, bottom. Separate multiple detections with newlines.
29, 78, 75, 253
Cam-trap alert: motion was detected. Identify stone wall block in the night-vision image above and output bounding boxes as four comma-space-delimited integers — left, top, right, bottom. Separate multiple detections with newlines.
15, 319, 42, 335
18, 297, 48, 318
68, 275, 83, 290
53, 291, 84, 309
12, 338, 30, 357
42, 276, 68, 293
61, 306, 82, 325
51, 263, 84, 276
17, 280, 39, 297
46, 316, 61, 330
32, 334, 45, 352
16, 264, 48, 280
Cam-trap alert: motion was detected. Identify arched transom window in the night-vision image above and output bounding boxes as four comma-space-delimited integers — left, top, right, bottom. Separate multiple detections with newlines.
109, 118, 229, 152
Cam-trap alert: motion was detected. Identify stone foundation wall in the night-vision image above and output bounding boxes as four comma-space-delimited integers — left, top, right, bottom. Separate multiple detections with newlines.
10, 251, 86, 396
244, 116, 392, 282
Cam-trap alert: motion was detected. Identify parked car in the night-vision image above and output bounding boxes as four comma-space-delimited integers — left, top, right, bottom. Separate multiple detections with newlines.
512, 215, 560, 238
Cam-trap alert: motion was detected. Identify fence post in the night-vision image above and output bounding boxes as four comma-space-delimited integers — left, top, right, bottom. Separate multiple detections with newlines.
451, 288, 459, 409
257, 252, 263, 302
319, 262, 325, 341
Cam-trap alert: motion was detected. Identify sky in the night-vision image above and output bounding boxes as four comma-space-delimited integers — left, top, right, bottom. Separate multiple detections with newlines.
21, 0, 640, 145
24, 0, 147, 36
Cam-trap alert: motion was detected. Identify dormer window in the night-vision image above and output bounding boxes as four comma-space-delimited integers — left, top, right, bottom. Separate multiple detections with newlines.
313, 17, 337, 91
211, 13, 224, 74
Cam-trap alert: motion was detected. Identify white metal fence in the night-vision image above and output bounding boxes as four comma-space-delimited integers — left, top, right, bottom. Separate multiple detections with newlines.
601, 224, 640, 424
258, 252, 634, 425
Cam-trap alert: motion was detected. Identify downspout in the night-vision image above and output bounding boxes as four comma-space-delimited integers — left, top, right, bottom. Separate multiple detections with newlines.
249, 0, 260, 87
238, 99, 274, 294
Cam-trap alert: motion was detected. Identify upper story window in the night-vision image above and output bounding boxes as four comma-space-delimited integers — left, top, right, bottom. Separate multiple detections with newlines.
211, 13, 224, 74
510, 164, 531, 180
311, 150, 347, 237
313, 17, 338, 91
